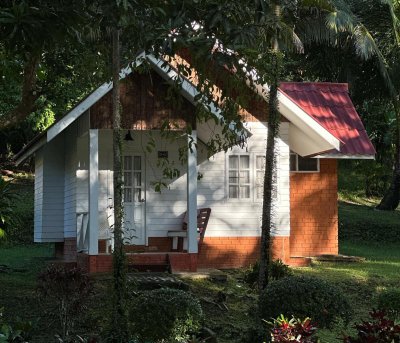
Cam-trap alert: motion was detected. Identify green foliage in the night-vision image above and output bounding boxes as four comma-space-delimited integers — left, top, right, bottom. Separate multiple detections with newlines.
243, 259, 292, 286
0, 177, 19, 240
0, 308, 35, 343
129, 288, 203, 343
259, 275, 352, 329
37, 265, 93, 339
268, 314, 318, 343
376, 288, 400, 319
27, 99, 55, 133
342, 310, 400, 343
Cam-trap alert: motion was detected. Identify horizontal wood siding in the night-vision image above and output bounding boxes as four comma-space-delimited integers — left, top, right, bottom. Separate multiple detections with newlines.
196, 121, 290, 237
40, 135, 65, 242
91, 124, 290, 243
64, 123, 77, 238
34, 150, 44, 242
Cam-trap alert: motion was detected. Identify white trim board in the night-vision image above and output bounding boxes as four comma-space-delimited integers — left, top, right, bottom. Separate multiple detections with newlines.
16, 52, 345, 163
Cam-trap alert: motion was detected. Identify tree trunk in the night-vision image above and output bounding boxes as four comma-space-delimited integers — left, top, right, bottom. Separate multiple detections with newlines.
111, 27, 129, 342
258, 4, 281, 291
0, 52, 41, 129
377, 107, 400, 210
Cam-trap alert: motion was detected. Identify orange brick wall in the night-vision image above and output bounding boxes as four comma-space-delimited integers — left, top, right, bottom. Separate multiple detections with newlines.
197, 236, 291, 269
289, 159, 338, 256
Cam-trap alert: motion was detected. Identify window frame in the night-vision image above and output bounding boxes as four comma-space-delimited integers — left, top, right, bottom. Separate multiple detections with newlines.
290, 152, 320, 173
227, 154, 252, 200
226, 153, 268, 202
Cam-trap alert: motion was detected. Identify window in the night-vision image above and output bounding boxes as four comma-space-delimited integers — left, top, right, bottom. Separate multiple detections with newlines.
123, 156, 143, 202
228, 155, 250, 199
290, 152, 319, 172
227, 154, 266, 200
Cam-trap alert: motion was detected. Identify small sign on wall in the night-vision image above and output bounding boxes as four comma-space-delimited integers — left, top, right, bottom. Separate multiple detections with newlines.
158, 151, 168, 159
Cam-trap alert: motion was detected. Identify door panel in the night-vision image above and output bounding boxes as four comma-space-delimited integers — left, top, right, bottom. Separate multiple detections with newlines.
123, 155, 145, 245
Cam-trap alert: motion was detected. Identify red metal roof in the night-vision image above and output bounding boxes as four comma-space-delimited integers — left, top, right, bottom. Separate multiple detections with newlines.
279, 82, 376, 157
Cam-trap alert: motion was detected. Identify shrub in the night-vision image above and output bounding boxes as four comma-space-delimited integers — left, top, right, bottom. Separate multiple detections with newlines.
0, 177, 19, 241
37, 265, 93, 339
129, 288, 203, 342
259, 275, 352, 329
243, 259, 292, 286
269, 314, 318, 343
342, 310, 400, 342
0, 308, 35, 343
377, 288, 400, 319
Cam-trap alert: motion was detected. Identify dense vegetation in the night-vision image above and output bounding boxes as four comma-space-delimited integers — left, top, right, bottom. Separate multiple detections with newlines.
2, 0, 400, 342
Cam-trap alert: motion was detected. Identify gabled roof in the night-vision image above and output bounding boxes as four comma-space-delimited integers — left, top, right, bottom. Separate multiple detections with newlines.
279, 82, 375, 158
16, 53, 370, 164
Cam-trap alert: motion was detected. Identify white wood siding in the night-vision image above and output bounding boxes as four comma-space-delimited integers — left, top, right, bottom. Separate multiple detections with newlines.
34, 150, 44, 242
197, 121, 290, 237
37, 135, 65, 242
93, 123, 291, 243
64, 123, 78, 238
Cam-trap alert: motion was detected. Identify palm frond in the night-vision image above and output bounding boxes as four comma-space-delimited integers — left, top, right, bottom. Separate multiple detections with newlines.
353, 24, 397, 99
380, 0, 400, 45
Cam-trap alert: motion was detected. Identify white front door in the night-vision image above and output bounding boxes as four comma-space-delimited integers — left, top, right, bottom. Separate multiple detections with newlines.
123, 155, 146, 245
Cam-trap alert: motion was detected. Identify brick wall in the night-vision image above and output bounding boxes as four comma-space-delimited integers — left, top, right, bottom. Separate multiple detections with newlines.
289, 159, 338, 256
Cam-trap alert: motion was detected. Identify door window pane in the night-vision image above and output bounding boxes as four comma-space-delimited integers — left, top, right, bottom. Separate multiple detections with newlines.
134, 172, 141, 186
134, 156, 141, 170
124, 156, 132, 170
124, 172, 132, 186
124, 188, 132, 202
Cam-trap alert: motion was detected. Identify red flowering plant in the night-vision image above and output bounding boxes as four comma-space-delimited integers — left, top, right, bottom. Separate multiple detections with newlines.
342, 310, 400, 343
268, 314, 318, 342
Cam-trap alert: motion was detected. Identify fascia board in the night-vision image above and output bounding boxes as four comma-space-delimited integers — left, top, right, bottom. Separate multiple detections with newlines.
15, 136, 47, 165
277, 90, 341, 151
146, 54, 249, 138
316, 153, 375, 160
47, 52, 146, 143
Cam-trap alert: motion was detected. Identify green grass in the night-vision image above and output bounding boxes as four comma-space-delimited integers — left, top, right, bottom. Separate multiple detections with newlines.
0, 244, 54, 326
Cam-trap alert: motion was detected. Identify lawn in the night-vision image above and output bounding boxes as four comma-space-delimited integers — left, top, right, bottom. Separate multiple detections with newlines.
1, 240, 398, 342
1, 167, 400, 342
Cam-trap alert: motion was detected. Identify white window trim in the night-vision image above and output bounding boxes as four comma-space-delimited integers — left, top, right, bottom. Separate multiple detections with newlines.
290, 152, 320, 173
226, 154, 252, 201
225, 152, 268, 202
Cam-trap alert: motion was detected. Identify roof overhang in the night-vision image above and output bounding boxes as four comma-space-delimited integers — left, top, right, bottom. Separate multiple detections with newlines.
315, 153, 374, 159
277, 90, 341, 156
15, 53, 346, 164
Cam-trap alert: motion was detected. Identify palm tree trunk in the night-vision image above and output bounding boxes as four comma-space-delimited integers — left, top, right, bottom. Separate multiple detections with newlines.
111, 26, 128, 341
258, 3, 281, 292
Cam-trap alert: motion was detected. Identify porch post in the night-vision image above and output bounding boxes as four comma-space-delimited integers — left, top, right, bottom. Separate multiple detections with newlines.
187, 130, 198, 254
88, 129, 99, 255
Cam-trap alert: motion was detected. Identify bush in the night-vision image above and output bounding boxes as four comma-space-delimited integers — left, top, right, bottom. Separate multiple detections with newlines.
129, 288, 203, 342
377, 288, 400, 319
37, 265, 93, 339
269, 314, 318, 343
259, 275, 352, 329
243, 259, 292, 286
343, 310, 400, 342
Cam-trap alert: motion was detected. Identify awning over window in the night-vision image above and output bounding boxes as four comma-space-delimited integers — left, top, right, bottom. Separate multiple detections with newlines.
279, 82, 375, 158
